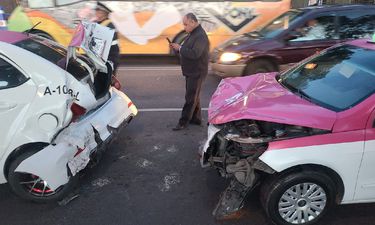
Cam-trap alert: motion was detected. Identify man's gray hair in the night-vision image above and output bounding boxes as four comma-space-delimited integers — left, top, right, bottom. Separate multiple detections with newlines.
185, 13, 198, 22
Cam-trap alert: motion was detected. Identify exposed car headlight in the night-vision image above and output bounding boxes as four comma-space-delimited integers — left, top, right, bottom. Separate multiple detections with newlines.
219, 52, 242, 63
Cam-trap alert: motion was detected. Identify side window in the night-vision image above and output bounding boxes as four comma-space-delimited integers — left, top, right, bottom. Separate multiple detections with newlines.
338, 12, 375, 39
289, 15, 337, 42
0, 58, 28, 90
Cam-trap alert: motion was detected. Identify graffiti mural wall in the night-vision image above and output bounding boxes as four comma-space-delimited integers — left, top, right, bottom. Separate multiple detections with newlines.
8, 0, 291, 54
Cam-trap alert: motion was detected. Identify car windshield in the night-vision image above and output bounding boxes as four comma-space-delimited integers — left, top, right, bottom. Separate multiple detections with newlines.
14, 36, 93, 80
279, 44, 375, 112
256, 10, 303, 38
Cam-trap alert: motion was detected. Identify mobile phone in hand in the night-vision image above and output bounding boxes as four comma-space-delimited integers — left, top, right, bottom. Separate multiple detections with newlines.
167, 37, 178, 55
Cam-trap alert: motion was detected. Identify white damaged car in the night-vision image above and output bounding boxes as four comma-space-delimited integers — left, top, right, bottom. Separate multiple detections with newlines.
0, 30, 137, 202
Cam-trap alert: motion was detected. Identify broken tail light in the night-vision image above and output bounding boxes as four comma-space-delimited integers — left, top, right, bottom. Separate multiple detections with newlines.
74, 147, 85, 157
70, 102, 86, 122
111, 75, 122, 90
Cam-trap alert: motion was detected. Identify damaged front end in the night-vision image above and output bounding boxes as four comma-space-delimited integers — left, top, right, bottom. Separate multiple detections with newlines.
202, 73, 335, 218
201, 119, 328, 218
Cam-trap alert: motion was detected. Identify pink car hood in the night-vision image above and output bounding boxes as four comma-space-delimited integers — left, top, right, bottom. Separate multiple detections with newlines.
208, 73, 336, 130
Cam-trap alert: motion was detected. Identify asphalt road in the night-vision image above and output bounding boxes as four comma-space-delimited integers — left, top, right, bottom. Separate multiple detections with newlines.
1, 62, 375, 225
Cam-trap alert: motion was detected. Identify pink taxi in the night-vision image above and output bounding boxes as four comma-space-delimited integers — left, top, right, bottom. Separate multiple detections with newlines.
201, 38, 375, 225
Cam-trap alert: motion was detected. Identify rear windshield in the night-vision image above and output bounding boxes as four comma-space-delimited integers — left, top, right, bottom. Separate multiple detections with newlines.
280, 45, 375, 112
15, 37, 91, 80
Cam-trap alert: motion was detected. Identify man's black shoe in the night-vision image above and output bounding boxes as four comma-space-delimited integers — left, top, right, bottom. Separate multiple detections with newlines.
172, 123, 187, 131
189, 119, 202, 126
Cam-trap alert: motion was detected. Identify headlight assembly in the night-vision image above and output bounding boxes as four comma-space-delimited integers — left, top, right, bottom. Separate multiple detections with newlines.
219, 52, 242, 63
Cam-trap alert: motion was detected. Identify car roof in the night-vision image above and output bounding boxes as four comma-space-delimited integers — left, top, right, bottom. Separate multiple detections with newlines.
0, 30, 28, 44
301, 4, 375, 12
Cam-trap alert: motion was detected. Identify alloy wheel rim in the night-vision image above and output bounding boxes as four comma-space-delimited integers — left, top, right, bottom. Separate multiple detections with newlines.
278, 182, 327, 224
18, 173, 57, 197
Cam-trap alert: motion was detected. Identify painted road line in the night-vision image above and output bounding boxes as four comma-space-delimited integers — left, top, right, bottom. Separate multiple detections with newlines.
139, 108, 208, 112
118, 66, 212, 71
118, 67, 181, 71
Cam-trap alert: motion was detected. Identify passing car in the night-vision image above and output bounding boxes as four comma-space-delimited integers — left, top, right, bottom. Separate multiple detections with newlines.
0, 30, 137, 202
201, 38, 375, 225
211, 4, 375, 77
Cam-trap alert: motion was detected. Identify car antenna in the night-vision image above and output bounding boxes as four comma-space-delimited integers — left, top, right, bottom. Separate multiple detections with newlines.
24, 21, 42, 35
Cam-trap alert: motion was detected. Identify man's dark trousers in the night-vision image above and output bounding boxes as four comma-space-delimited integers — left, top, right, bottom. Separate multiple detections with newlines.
175, 24, 209, 128
179, 74, 205, 126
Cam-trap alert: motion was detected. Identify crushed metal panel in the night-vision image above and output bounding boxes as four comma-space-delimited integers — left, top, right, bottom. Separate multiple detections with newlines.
15, 142, 76, 190
56, 122, 94, 149
13, 89, 135, 192
15, 123, 97, 190
68, 145, 92, 176
65, 74, 98, 110
89, 93, 130, 141
213, 179, 254, 218
200, 124, 221, 167
208, 73, 336, 130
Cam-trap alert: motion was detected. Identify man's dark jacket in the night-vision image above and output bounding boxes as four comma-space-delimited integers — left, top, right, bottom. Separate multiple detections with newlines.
180, 25, 209, 78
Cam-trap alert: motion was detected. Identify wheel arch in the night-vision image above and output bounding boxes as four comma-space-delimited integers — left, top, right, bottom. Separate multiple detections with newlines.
243, 56, 280, 76
247, 56, 280, 69
275, 163, 345, 204
3, 142, 49, 181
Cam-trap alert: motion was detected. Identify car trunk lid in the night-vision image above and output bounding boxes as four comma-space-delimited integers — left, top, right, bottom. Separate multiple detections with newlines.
15, 36, 112, 101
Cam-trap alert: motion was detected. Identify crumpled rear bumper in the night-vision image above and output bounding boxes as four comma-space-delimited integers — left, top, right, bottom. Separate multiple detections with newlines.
15, 88, 137, 190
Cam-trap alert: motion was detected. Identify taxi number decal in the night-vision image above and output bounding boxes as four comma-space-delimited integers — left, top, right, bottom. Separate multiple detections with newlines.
44, 85, 80, 101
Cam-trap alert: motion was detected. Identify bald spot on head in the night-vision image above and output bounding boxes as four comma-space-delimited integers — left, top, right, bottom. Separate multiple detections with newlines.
183, 13, 199, 33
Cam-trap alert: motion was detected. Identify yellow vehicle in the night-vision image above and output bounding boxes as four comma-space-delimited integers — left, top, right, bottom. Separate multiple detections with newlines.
8, 0, 291, 55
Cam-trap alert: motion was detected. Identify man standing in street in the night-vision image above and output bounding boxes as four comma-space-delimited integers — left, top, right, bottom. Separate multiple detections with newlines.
170, 13, 209, 131
94, 2, 120, 75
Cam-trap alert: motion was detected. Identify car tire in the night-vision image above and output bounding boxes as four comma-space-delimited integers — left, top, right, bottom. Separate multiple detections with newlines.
260, 171, 336, 225
7, 150, 79, 203
243, 59, 278, 76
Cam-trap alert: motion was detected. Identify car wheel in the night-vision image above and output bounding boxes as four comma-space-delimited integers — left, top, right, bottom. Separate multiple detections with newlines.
243, 59, 277, 76
7, 150, 78, 203
260, 171, 336, 225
